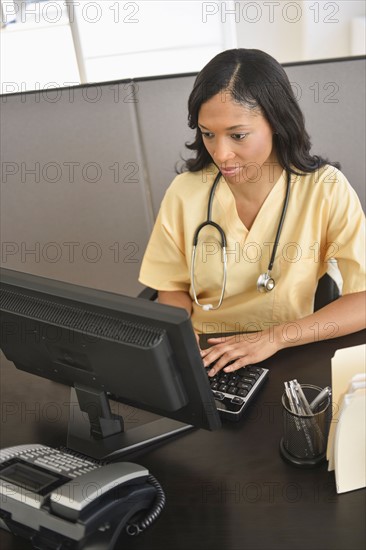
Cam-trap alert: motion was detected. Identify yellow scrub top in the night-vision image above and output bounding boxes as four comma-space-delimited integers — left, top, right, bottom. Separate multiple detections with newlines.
139, 165, 366, 333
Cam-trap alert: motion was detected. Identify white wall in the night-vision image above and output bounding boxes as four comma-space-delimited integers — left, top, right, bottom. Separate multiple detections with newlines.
234, 0, 366, 63
218, 0, 305, 63
351, 15, 366, 55
302, 0, 366, 61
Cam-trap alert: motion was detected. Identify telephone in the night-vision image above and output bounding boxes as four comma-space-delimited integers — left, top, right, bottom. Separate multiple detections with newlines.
0, 444, 165, 549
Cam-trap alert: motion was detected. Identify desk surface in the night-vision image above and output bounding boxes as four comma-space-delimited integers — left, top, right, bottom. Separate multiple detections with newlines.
1, 330, 365, 550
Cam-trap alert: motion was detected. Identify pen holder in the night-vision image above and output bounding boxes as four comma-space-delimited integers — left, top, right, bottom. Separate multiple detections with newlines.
279, 384, 331, 468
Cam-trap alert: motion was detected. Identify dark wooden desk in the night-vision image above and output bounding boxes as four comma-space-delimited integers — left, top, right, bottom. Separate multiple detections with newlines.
1, 331, 365, 550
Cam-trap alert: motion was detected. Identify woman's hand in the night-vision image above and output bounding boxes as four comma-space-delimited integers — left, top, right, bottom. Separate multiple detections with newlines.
201, 329, 280, 376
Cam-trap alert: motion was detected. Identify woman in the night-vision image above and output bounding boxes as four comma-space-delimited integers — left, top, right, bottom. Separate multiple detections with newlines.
139, 49, 365, 376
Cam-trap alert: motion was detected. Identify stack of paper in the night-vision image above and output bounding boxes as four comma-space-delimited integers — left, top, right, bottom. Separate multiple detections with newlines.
327, 344, 366, 493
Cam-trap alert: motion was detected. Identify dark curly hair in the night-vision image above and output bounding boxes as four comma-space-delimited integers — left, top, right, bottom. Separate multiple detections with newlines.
182, 48, 340, 176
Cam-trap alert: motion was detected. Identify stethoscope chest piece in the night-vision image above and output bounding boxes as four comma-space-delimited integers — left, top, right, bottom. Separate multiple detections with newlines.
257, 271, 275, 293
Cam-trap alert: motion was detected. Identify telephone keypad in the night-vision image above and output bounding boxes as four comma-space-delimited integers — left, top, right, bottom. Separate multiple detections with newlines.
0, 445, 100, 479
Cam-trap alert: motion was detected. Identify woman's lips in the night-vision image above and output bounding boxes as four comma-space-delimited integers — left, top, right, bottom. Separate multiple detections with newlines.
220, 166, 241, 176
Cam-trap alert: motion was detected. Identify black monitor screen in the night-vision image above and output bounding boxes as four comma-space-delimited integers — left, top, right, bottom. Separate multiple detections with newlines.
0, 268, 221, 459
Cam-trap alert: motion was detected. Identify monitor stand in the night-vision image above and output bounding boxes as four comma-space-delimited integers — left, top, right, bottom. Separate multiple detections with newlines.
66, 385, 194, 461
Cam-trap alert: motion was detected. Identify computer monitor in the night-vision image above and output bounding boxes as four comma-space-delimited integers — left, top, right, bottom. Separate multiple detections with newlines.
0, 268, 221, 460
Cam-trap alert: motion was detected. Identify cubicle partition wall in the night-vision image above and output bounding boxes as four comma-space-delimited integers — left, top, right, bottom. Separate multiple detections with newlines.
1, 56, 365, 296
0, 81, 155, 296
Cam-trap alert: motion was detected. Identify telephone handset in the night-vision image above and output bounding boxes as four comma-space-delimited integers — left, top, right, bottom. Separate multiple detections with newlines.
0, 444, 165, 548
50, 462, 149, 521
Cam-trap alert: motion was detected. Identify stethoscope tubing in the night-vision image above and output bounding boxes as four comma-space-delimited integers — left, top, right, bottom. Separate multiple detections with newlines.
191, 169, 291, 309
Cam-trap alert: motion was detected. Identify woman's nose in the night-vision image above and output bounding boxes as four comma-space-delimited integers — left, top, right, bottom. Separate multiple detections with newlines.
212, 141, 235, 164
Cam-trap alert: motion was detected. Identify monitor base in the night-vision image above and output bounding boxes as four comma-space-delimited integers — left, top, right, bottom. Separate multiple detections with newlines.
66, 387, 194, 461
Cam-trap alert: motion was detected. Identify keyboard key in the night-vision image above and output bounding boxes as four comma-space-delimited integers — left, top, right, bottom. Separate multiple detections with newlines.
231, 397, 244, 405
236, 382, 251, 391
35, 460, 62, 473
247, 367, 263, 374
245, 372, 259, 381
240, 377, 254, 385
213, 392, 225, 401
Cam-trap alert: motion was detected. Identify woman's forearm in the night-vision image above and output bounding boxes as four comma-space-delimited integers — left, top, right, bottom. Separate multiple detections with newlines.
158, 290, 193, 315
274, 291, 366, 350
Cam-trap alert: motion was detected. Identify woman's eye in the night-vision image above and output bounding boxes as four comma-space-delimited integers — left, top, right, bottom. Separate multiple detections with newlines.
200, 131, 248, 140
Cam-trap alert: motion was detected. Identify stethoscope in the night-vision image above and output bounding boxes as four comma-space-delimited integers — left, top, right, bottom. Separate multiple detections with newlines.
190, 170, 291, 310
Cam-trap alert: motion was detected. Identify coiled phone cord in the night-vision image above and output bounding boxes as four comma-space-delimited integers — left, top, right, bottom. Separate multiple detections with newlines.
125, 475, 166, 536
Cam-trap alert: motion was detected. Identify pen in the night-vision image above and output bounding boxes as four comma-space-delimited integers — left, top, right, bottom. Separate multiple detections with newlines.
294, 380, 325, 455
284, 381, 301, 431
289, 380, 315, 456
309, 386, 332, 412
293, 379, 313, 415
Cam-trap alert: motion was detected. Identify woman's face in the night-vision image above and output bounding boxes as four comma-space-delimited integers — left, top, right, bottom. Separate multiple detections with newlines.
198, 92, 279, 185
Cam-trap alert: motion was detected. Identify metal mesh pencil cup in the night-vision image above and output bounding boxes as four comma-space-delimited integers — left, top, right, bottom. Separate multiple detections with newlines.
279, 384, 331, 467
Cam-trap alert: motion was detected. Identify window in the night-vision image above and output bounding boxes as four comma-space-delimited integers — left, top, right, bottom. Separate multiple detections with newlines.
0, 0, 80, 92
1, 0, 68, 27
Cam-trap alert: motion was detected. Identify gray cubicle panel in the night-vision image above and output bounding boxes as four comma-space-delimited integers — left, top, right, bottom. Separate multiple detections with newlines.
0, 82, 154, 296
133, 74, 196, 217
284, 57, 366, 208
135, 57, 365, 215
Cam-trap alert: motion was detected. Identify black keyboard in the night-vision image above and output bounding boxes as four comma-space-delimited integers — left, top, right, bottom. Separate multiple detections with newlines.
207, 364, 269, 421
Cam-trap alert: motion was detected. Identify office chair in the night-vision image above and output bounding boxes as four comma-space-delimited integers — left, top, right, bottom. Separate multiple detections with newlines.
138, 287, 158, 301
313, 273, 340, 311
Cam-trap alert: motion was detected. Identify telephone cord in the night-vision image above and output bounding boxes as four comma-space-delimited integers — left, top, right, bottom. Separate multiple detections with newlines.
125, 475, 166, 536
